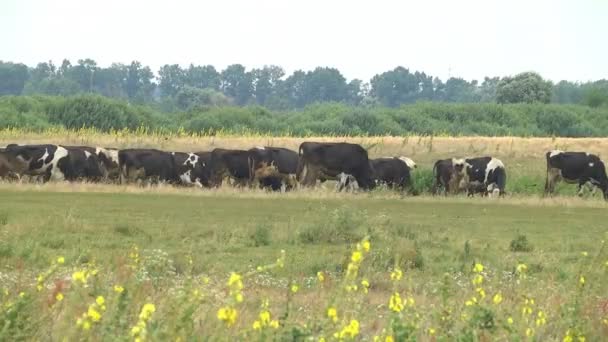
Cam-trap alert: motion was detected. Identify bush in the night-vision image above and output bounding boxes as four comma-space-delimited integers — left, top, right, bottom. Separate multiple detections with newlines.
510, 234, 534, 252
251, 225, 271, 247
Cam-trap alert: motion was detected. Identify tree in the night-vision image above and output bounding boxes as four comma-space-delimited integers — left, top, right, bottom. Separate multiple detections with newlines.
251, 65, 285, 106
0, 61, 29, 95
280, 70, 307, 108
302, 67, 349, 104
184, 64, 221, 90
158, 64, 185, 97
370, 67, 422, 107
220, 64, 253, 105
443, 78, 480, 102
125, 61, 155, 103
65, 59, 98, 92
496, 72, 552, 104
175, 86, 232, 111
479, 77, 499, 102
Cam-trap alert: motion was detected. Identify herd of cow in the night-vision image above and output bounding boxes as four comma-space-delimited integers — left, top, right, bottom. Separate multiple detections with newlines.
1, 142, 607, 199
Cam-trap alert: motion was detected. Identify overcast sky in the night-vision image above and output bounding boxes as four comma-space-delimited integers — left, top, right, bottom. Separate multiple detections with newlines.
2, 0, 607, 82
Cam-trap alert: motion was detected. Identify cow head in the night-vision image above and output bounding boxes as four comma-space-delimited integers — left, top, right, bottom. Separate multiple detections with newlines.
0, 146, 31, 176
398, 156, 417, 169
96, 148, 120, 179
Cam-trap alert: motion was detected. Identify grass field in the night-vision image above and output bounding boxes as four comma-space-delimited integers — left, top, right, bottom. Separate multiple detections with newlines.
1, 182, 607, 340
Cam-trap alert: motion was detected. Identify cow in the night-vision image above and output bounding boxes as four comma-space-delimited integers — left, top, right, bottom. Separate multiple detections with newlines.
208, 148, 252, 187
65, 146, 120, 181
248, 146, 299, 191
0, 147, 29, 180
171, 151, 212, 188
545, 150, 608, 200
371, 156, 416, 191
118, 149, 177, 185
0, 144, 72, 182
432, 158, 470, 195
62, 146, 106, 182
464, 157, 507, 197
297, 142, 375, 190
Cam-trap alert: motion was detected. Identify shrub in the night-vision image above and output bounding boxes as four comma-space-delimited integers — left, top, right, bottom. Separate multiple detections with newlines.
510, 234, 534, 252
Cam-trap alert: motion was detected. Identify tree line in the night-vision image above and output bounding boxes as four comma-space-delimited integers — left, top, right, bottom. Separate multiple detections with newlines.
1, 59, 607, 111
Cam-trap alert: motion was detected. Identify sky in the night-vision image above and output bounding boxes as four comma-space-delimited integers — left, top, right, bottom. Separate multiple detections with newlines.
1, 0, 607, 83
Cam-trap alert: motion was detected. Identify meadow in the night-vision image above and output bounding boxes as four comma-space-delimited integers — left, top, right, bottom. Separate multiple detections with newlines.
1, 132, 608, 341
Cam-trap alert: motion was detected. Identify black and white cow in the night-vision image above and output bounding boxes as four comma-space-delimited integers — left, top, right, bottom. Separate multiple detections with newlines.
65, 146, 120, 181
208, 148, 252, 187
297, 142, 375, 190
63, 146, 105, 182
432, 158, 470, 195
118, 149, 177, 184
371, 156, 416, 191
545, 150, 608, 199
171, 151, 212, 188
464, 157, 507, 197
248, 146, 299, 191
1, 144, 72, 182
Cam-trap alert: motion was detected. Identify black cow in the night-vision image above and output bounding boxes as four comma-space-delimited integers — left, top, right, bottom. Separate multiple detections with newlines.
65, 146, 120, 181
172, 151, 212, 188
208, 148, 252, 187
432, 158, 470, 195
464, 157, 507, 197
371, 157, 416, 190
248, 147, 298, 191
1, 144, 72, 182
63, 146, 105, 182
118, 149, 176, 184
545, 150, 608, 199
297, 142, 375, 189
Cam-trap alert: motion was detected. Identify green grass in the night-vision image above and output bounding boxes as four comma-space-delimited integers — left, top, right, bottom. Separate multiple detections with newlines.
0, 187, 607, 340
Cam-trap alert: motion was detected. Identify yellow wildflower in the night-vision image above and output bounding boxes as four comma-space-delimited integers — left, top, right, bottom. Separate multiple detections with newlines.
507, 317, 514, 325
327, 307, 338, 323
390, 268, 403, 281
579, 275, 585, 286
389, 292, 404, 312
317, 271, 325, 282
526, 327, 534, 337
351, 251, 362, 263
581, 251, 588, 257
428, 328, 436, 335
473, 263, 484, 273
516, 263, 528, 274
291, 284, 299, 293
362, 240, 371, 252
536, 310, 546, 326
57, 256, 65, 264
217, 306, 238, 326
72, 271, 87, 284
385, 336, 394, 342
82, 320, 91, 330
269, 320, 279, 329
228, 273, 243, 290
472, 274, 483, 285
114, 285, 125, 294
96, 296, 105, 306
56, 293, 64, 301
493, 292, 503, 305
235, 293, 244, 303
140, 303, 156, 320
338, 320, 360, 339
361, 279, 370, 293
259, 310, 271, 324
253, 320, 262, 330
87, 307, 101, 322
407, 296, 415, 307
19, 292, 25, 298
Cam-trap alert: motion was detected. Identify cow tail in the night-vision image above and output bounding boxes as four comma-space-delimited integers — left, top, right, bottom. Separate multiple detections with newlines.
544, 151, 551, 193
248, 155, 255, 183
431, 160, 440, 194
118, 151, 127, 184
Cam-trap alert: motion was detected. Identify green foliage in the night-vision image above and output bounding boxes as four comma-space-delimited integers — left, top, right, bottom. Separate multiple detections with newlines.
496, 72, 552, 104
2, 95, 608, 136
509, 234, 534, 252
251, 224, 271, 247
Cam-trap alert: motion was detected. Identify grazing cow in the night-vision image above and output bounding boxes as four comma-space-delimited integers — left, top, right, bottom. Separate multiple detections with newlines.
208, 148, 252, 187
432, 158, 470, 195
297, 142, 375, 190
0, 148, 29, 180
118, 149, 176, 184
63, 146, 109, 182
1, 144, 71, 182
545, 150, 608, 199
248, 147, 299, 191
171, 151, 212, 188
65, 146, 120, 181
371, 157, 416, 190
464, 157, 507, 197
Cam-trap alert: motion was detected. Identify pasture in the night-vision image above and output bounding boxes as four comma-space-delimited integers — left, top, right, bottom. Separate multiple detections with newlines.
1, 132, 608, 340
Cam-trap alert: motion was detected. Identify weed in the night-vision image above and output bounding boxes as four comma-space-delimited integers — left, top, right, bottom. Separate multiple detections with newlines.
510, 234, 534, 252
